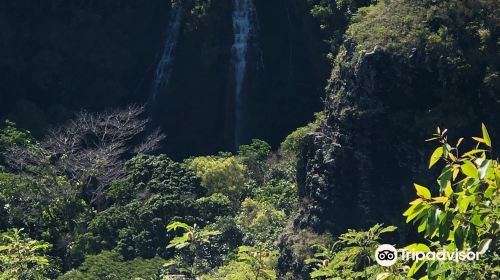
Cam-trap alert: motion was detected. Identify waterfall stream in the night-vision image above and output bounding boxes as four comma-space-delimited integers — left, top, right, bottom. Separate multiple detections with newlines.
231, 0, 258, 149
150, 6, 182, 102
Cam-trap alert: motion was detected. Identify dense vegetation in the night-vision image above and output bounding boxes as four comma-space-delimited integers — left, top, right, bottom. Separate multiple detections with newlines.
0, 113, 302, 278
1, 115, 497, 279
1, 0, 499, 279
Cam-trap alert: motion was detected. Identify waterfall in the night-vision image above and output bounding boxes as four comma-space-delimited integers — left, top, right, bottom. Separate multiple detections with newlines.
150, 6, 182, 102
231, 0, 258, 149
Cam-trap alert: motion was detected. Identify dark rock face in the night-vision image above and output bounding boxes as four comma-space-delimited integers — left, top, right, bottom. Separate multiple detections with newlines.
278, 38, 499, 279
0, 1, 170, 135
153, 1, 234, 158
156, 0, 327, 158
0, 1, 327, 158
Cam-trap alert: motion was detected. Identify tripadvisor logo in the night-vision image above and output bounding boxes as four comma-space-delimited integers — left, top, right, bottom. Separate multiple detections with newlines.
375, 244, 482, 267
375, 244, 398, 267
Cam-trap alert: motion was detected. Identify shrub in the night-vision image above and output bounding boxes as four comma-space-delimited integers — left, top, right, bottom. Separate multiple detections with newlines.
237, 199, 287, 246
305, 224, 403, 279
58, 251, 164, 280
403, 125, 499, 279
187, 155, 246, 203
201, 245, 278, 280
0, 228, 53, 279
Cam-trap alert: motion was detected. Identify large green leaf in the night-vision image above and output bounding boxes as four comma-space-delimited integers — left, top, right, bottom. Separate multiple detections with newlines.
379, 225, 398, 234
482, 123, 491, 147
458, 196, 474, 213
405, 204, 427, 223
461, 161, 478, 179
438, 211, 452, 244
429, 146, 444, 169
166, 221, 191, 232
405, 243, 430, 252
438, 165, 452, 193
414, 184, 432, 199
453, 226, 465, 250
444, 181, 453, 197
478, 159, 492, 180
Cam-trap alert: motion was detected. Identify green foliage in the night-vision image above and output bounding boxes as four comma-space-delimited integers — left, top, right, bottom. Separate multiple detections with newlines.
238, 139, 271, 183
58, 251, 164, 280
0, 121, 34, 167
306, 224, 402, 279
75, 154, 203, 261
202, 245, 278, 280
403, 125, 499, 279
164, 221, 221, 277
166, 222, 221, 251
187, 155, 246, 202
281, 126, 311, 160
0, 228, 52, 280
0, 170, 87, 270
280, 112, 324, 161
237, 199, 287, 246
306, 0, 373, 59
238, 139, 271, 165
345, 0, 500, 88
253, 179, 298, 215
347, 0, 428, 55
195, 193, 234, 222
108, 154, 203, 205
0, 120, 33, 148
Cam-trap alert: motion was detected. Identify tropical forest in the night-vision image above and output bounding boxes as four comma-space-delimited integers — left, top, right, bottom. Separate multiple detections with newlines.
0, 0, 498, 279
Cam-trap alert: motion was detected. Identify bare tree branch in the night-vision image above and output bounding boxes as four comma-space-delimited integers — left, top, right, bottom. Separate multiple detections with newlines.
5, 105, 165, 209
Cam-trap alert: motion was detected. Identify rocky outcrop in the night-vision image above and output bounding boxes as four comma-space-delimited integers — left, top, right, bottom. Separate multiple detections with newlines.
278, 0, 500, 277
0, 0, 170, 134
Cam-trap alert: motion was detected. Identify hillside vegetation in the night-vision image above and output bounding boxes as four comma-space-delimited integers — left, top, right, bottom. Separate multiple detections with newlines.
0, 0, 498, 279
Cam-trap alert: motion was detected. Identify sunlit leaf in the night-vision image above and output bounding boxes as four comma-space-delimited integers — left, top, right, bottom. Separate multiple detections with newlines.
478, 238, 492, 254
452, 167, 459, 180
458, 196, 474, 213
405, 243, 430, 252
462, 149, 486, 158
461, 161, 478, 178
379, 225, 398, 234
405, 204, 427, 223
444, 181, 453, 197
432, 196, 447, 204
409, 198, 423, 205
477, 159, 492, 180
472, 137, 486, 145
481, 123, 491, 147
484, 186, 496, 198
438, 165, 452, 192
429, 146, 443, 168
418, 220, 427, 233
414, 184, 432, 199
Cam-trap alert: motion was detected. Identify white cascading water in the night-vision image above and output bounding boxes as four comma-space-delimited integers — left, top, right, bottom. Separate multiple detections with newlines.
150, 6, 182, 102
231, 0, 257, 149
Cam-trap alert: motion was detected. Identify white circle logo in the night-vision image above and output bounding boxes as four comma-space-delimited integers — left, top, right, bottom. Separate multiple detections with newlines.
375, 244, 398, 267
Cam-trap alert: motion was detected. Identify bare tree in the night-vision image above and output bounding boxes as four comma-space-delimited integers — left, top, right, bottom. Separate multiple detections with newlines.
5, 105, 165, 209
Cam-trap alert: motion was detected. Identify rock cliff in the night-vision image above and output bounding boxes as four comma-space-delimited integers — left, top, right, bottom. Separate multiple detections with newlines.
279, 0, 499, 278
